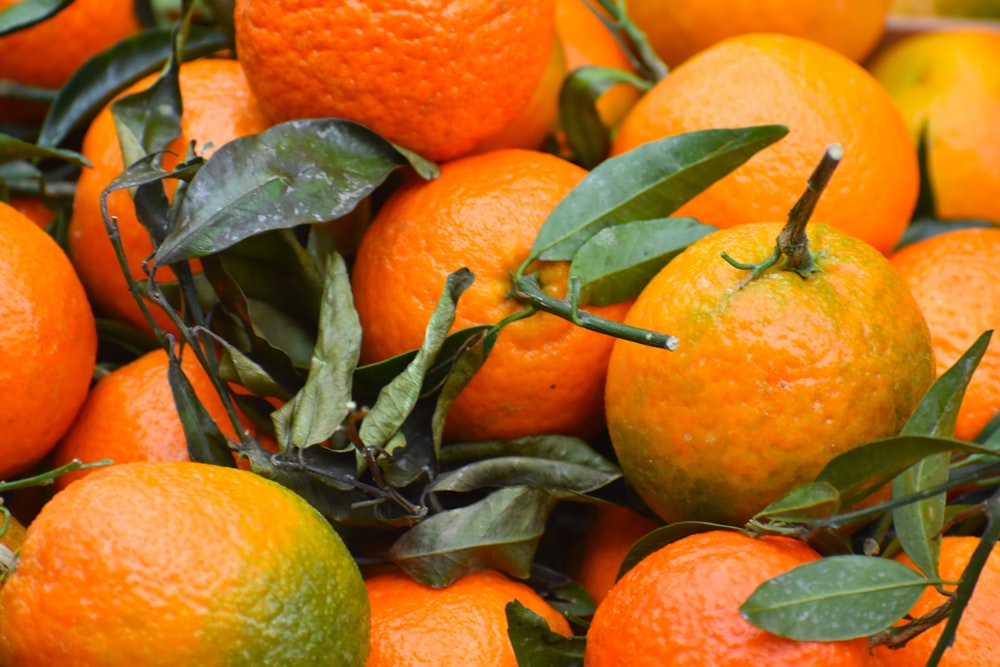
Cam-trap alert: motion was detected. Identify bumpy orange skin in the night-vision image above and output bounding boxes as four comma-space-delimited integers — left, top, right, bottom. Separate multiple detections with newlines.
869, 29, 1000, 224
606, 222, 934, 526
364, 569, 570, 667
585, 530, 882, 666
875, 536, 1000, 666
0, 202, 96, 480
69, 59, 272, 336
352, 149, 630, 443
0, 462, 370, 666
612, 33, 918, 255
233, 0, 556, 162
890, 227, 1000, 441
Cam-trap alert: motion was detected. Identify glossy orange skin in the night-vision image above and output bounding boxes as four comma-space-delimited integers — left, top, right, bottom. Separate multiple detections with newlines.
869, 29, 1000, 224
0, 202, 96, 480
585, 530, 883, 666
606, 222, 934, 526
364, 569, 570, 667
69, 59, 272, 335
890, 227, 1000, 441
612, 33, 918, 255
233, 0, 556, 162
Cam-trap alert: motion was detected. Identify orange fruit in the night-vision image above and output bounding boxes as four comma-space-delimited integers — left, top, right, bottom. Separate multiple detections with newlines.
585, 530, 882, 666
612, 33, 918, 255
605, 222, 934, 526
351, 148, 631, 443
572, 504, 660, 608
889, 227, 1000, 441
625, 0, 891, 68
0, 461, 370, 665
47, 347, 273, 492
69, 58, 272, 335
868, 29, 1000, 224
364, 569, 570, 667
0, 201, 96, 481
7, 196, 56, 228
233, 0, 556, 162
874, 535, 1000, 666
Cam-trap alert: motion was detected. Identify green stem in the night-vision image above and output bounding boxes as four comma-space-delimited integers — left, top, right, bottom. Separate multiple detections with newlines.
0, 459, 112, 493
589, 0, 669, 82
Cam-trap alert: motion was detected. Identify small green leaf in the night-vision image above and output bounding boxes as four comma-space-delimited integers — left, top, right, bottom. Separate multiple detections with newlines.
389, 486, 557, 587
429, 457, 619, 497
507, 601, 584, 667
569, 216, 715, 305
0, 0, 71, 35
530, 125, 788, 262
618, 522, 738, 581
740, 555, 929, 641
0, 132, 90, 167
439, 435, 620, 474
754, 482, 842, 523
154, 119, 438, 264
167, 349, 238, 468
208, 332, 294, 400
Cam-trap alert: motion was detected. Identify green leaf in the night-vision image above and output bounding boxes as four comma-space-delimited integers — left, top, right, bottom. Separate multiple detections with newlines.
429, 457, 619, 497
38, 26, 230, 148
167, 349, 238, 468
439, 435, 620, 474
912, 123, 937, 222
154, 119, 439, 265
617, 522, 739, 581
530, 125, 788, 262
507, 601, 584, 667
740, 555, 930, 641
389, 486, 557, 587
0, 132, 90, 167
208, 331, 294, 400
753, 482, 842, 523
0, 0, 72, 35
569, 216, 715, 305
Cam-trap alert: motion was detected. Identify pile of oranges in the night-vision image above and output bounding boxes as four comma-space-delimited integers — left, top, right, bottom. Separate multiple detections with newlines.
4, 0, 1000, 664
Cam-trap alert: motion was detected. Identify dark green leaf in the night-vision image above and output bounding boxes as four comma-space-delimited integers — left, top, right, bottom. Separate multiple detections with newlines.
507, 601, 584, 667
429, 457, 619, 497
155, 119, 439, 264
912, 123, 937, 221
110, 63, 182, 167
167, 348, 238, 468
425, 328, 494, 449
895, 217, 997, 253
0, 0, 71, 35
753, 482, 842, 523
0, 132, 89, 167
530, 125, 788, 261
439, 435, 620, 474
569, 216, 715, 305
617, 522, 738, 581
740, 555, 929, 641
389, 486, 557, 587
208, 331, 294, 400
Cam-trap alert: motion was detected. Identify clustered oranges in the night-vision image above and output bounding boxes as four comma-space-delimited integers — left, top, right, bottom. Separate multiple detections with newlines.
4, 1, 1000, 665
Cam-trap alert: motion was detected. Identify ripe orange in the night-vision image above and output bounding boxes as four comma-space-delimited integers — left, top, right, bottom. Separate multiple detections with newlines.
572, 504, 660, 608
69, 58, 272, 336
875, 536, 1000, 666
585, 530, 881, 666
625, 0, 891, 68
7, 197, 56, 228
47, 347, 272, 491
351, 149, 631, 443
605, 222, 934, 526
889, 227, 1000, 441
364, 569, 570, 667
0, 201, 96, 481
0, 461, 370, 665
612, 33, 918, 255
868, 29, 1000, 224
233, 0, 556, 162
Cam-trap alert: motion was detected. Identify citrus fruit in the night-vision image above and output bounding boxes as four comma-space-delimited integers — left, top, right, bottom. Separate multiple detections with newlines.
874, 536, 1000, 666
625, 0, 891, 67
605, 220, 935, 526
889, 227, 1000, 441
7, 196, 56, 228
364, 569, 570, 667
585, 530, 881, 666
0, 201, 96, 481
572, 504, 660, 608
351, 148, 631, 443
868, 29, 1000, 224
612, 33, 918, 255
234, 0, 557, 162
0, 461, 370, 666
890, 0, 1000, 18
47, 347, 273, 491
69, 58, 272, 336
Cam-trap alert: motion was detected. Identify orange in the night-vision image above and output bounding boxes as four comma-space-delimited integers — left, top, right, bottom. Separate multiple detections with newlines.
605, 222, 934, 526
69, 58, 272, 336
585, 530, 881, 666
868, 29, 1000, 224
233, 0, 556, 162
873, 535, 1000, 665
612, 33, 918, 255
625, 0, 891, 68
0, 201, 96, 481
351, 148, 631, 443
572, 504, 660, 608
0, 461, 370, 665
47, 347, 273, 492
364, 569, 570, 667
7, 196, 56, 228
889, 227, 1000, 441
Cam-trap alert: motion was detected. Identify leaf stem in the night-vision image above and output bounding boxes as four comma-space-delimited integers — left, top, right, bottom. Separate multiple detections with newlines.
588, 0, 669, 82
